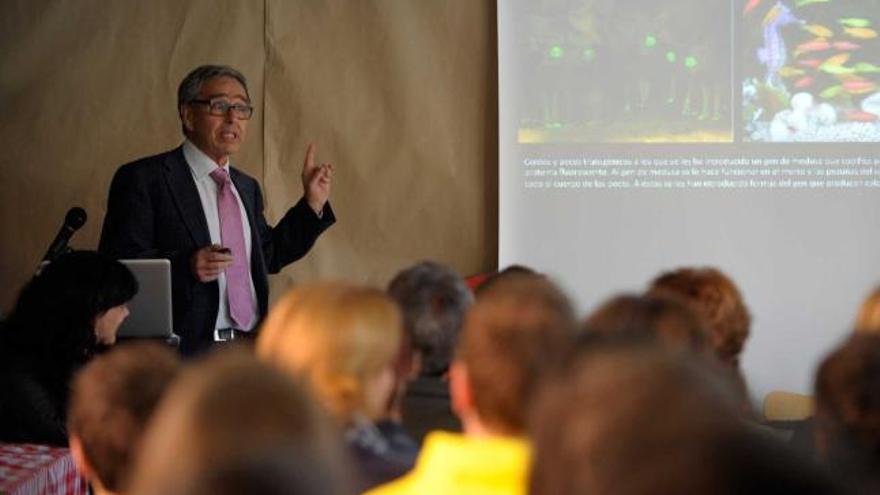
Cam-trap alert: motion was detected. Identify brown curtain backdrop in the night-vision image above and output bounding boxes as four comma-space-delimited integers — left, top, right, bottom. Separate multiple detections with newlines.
0, 0, 497, 312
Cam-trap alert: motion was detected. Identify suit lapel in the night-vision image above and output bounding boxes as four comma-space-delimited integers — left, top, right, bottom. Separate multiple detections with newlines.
163, 147, 211, 248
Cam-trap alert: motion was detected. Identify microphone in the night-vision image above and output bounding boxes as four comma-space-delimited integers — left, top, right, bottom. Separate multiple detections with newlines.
42, 207, 87, 262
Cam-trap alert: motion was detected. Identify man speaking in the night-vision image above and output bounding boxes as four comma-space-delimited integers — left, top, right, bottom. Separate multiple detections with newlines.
99, 65, 335, 355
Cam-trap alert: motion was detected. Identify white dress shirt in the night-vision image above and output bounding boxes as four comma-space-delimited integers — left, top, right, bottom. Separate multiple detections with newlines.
182, 140, 258, 331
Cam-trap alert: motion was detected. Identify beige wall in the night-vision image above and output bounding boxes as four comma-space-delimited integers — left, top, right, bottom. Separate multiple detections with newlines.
0, 0, 498, 312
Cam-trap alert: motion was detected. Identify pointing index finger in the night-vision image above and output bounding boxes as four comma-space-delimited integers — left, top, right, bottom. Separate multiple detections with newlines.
304, 143, 316, 172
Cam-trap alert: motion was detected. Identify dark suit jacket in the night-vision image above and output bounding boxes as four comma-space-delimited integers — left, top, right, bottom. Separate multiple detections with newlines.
98, 146, 335, 355
401, 375, 461, 444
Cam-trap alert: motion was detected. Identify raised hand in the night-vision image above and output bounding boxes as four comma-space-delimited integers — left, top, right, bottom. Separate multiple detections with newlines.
301, 143, 333, 215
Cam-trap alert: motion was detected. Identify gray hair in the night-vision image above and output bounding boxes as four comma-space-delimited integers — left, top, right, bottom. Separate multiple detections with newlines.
387, 261, 473, 376
177, 65, 250, 131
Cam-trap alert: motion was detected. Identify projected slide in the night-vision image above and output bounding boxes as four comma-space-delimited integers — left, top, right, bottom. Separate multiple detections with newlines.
499, 0, 880, 399
506, 0, 880, 193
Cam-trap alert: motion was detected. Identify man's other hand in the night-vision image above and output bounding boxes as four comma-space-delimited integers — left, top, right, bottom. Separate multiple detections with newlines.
191, 245, 234, 282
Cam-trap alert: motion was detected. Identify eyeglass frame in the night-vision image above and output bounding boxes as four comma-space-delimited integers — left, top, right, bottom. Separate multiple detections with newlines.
189, 98, 254, 120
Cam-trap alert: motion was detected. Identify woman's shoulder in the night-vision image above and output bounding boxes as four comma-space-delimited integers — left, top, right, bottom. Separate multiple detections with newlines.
0, 365, 68, 446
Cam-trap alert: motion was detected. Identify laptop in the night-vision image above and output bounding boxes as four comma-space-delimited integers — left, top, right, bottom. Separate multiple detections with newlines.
117, 259, 176, 341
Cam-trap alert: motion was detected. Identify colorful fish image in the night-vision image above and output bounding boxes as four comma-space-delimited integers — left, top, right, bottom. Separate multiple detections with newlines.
744, 0, 765, 14
803, 23, 834, 37
855, 61, 880, 72
795, 75, 817, 87
779, 66, 807, 76
839, 17, 872, 28
832, 41, 862, 50
793, 38, 832, 57
797, 58, 825, 67
844, 26, 879, 38
743, 0, 880, 142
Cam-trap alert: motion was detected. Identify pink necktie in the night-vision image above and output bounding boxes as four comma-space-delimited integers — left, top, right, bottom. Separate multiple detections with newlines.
210, 168, 255, 329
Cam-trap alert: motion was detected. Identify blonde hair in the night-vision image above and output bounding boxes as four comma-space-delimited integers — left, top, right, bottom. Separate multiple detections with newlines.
257, 283, 403, 421
856, 288, 880, 334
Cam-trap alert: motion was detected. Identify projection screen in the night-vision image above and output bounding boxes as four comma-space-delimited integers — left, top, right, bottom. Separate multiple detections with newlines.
499, 0, 880, 400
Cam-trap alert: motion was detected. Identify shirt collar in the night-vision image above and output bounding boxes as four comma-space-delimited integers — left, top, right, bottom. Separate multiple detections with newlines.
182, 139, 231, 181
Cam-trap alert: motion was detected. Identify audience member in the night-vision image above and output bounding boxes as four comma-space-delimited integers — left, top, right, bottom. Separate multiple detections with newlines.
814, 333, 880, 493
530, 344, 840, 495
387, 261, 473, 442
0, 250, 137, 445
647, 267, 750, 367
366, 271, 575, 495
179, 444, 343, 495
128, 349, 349, 495
256, 283, 416, 490
68, 343, 181, 495
583, 292, 708, 353
855, 287, 880, 333
648, 267, 752, 411
472, 264, 537, 296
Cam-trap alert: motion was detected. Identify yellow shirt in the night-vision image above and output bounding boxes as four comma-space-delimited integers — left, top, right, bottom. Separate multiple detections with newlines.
364, 431, 530, 495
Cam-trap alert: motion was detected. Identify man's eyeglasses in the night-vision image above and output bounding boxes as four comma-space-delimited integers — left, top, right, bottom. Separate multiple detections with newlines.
190, 99, 254, 120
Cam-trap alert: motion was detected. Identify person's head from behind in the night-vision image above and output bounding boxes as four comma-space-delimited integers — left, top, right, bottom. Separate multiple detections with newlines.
3, 250, 137, 366
583, 292, 709, 354
472, 264, 537, 296
177, 65, 253, 164
529, 345, 837, 495
387, 260, 473, 378
452, 271, 575, 436
179, 444, 343, 495
67, 343, 181, 495
257, 283, 403, 423
855, 287, 880, 333
648, 267, 750, 368
129, 350, 349, 495
814, 333, 880, 486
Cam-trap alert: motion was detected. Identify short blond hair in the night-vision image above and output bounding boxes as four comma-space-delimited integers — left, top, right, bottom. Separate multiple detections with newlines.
257, 283, 403, 421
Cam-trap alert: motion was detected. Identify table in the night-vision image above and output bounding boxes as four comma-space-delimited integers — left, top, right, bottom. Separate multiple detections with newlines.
0, 443, 88, 495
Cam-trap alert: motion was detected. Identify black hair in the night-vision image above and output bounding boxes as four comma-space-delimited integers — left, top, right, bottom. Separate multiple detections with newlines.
1, 250, 137, 389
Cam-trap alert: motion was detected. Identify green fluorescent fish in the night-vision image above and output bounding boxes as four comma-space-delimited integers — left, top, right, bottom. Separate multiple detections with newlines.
820, 85, 844, 99
854, 62, 880, 73
796, 0, 829, 6
819, 64, 857, 75
839, 18, 872, 28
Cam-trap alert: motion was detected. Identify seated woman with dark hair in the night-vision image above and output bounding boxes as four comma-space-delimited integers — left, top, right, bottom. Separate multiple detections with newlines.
0, 250, 137, 446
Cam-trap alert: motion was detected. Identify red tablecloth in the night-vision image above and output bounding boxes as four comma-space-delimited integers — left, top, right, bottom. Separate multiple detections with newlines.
0, 443, 88, 495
